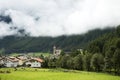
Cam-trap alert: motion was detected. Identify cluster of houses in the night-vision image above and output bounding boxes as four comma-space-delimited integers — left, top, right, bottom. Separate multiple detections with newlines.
0, 46, 70, 68
0, 54, 43, 68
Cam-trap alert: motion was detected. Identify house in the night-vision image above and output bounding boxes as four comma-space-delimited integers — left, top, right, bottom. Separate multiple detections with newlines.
16, 56, 27, 66
0, 57, 3, 64
77, 49, 84, 54
5, 57, 19, 67
15, 54, 31, 66
25, 58, 43, 68
0, 57, 5, 67
17, 54, 28, 60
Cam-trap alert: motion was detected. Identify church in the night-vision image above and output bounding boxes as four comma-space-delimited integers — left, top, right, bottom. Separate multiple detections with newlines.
53, 46, 61, 56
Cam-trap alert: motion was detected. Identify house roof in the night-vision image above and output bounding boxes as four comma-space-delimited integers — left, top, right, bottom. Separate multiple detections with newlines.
33, 58, 44, 63
7, 57, 19, 62
25, 58, 44, 63
16, 57, 27, 61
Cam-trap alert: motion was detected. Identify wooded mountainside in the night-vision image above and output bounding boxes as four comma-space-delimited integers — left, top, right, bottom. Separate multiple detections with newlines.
42, 25, 120, 75
0, 27, 114, 53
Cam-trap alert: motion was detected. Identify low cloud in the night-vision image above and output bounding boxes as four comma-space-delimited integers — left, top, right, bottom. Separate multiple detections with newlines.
0, 0, 120, 37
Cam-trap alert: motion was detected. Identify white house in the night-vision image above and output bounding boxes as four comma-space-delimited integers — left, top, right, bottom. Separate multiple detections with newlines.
5, 57, 19, 67
25, 58, 43, 68
0, 57, 4, 66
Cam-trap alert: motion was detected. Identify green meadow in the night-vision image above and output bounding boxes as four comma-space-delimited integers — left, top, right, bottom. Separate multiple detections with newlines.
0, 68, 120, 80
10, 52, 50, 57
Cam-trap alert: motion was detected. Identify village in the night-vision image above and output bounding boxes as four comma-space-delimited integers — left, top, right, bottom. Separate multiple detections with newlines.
0, 46, 62, 68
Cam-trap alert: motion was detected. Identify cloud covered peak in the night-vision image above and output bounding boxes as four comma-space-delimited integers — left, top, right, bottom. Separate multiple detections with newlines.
0, 0, 120, 37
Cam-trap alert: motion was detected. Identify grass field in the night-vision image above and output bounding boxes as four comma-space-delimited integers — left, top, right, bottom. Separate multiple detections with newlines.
26, 52, 50, 57
10, 52, 50, 57
0, 68, 120, 80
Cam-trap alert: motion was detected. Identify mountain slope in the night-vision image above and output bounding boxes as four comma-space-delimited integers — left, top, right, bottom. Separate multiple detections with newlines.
0, 27, 115, 53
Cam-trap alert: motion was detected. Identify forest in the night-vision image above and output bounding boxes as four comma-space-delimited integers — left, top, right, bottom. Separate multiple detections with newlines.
0, 27, 114, 53
41, 25, 120, 75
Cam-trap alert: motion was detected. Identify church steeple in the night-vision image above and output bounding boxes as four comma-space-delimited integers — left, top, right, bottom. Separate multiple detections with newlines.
53, 45, 61, 56
53, 45, 56, 55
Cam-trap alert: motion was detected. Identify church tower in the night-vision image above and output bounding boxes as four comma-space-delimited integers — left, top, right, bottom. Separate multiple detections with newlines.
53, 45, 56, 55
53, 45, 61, 56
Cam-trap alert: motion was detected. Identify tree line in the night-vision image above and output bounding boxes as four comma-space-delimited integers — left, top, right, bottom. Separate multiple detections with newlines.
41, 49, 119, 75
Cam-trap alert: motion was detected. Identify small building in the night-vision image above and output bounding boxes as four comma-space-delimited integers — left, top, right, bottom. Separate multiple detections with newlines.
16, 57, 27, 66
25, 58, 43, 68
17, 54, 28, 60
0, 57, 5, 66
77, 49, 84, 54
5, 57, 19, 67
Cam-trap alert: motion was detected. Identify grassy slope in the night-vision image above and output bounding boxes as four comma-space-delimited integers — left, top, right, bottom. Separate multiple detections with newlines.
0, 68, 120, 80
30, 52, 50, 57
10, 52, 50, 57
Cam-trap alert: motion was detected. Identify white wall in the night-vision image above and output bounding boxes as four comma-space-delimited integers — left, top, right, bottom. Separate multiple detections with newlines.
0, 60, 4, 64
26, 61, 41, 67
5, 61, 18, 67
31, 61, 41, 67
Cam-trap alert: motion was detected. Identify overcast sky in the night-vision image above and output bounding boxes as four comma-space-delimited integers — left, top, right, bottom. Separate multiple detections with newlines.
0, 0, 120, 37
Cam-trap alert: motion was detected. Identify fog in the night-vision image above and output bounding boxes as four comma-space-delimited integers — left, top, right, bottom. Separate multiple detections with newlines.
0, 0, 120, 37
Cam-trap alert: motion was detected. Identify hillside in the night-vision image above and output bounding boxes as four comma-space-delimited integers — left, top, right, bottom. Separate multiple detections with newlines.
87, 25, 120, 55
0, 27, 114, 53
